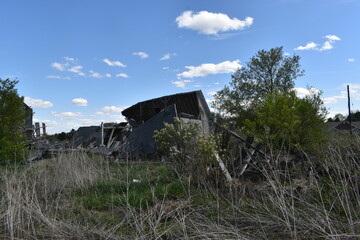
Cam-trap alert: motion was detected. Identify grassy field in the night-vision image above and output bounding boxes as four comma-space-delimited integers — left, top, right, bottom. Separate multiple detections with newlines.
0, 135, 359, 239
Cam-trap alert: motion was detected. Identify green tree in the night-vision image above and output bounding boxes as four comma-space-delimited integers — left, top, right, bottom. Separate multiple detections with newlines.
0, 78, 27, 162
213, 46, 304, 126
213, 47, 327, 153
244, 90, 327, 153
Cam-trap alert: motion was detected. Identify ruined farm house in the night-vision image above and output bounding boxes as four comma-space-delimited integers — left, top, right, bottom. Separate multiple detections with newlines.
73, 90, 211, 158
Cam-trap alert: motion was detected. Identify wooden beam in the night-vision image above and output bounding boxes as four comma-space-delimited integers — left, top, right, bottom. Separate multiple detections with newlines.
239, 149, 256, 176
215, 123, 266, 158
107, 129, 115, 148
214, 152, 233, 183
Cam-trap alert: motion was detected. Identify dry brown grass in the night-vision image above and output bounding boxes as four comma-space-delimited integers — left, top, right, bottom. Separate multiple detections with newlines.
0, 135, 359, 239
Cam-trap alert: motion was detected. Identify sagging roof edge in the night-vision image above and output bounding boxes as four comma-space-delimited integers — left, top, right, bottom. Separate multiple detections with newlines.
121, 90, 212, 120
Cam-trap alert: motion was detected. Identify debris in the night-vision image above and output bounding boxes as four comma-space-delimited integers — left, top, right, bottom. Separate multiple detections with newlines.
26, 149, 46, 164
72, 122, 128, 149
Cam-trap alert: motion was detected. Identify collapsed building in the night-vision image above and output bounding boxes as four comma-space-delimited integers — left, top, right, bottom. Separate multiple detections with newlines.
72, 90, 211, 158
119, 90, 211, 157
27, 90, 267, 183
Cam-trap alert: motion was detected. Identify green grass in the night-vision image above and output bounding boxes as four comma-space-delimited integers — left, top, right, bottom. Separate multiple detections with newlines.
73, 164, 187, 211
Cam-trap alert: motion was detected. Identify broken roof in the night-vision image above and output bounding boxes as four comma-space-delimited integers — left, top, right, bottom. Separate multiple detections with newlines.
119, 104, 177, 157
121, 90, 211, 125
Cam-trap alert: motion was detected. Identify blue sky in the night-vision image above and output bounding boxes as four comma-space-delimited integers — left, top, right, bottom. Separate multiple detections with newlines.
1, 0, 359, 134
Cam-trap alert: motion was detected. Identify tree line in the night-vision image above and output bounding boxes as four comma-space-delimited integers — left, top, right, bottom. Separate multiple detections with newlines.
0, 78, 30, 162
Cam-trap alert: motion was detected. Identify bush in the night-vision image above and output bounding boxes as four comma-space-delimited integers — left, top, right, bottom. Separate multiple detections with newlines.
154, 118, 218, 182
244, 90, 327, 154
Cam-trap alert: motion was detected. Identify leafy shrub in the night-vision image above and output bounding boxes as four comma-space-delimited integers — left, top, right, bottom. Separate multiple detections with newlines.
244, 90, 327, 153
154, 118, 218, 182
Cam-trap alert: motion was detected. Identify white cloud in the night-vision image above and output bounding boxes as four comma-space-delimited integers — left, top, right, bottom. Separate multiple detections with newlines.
295, 35, 341, 51
324, 35, 341, 42
102, 106, 124, 113
348, 84, 360, 101
177, 60, 241, 78
78, 118, 102, 126
63, 56, 75, 62
89, 70, 102, 78
349, 84, 360, 89
103, 58, 126, 67
294, 42, 318, 50
171, 80, 192, 88
51, 62, 68, 71
293, 87, 310, 98
52, 111, 83, 118
322, 84, 360, 105
323, 95, 346, 104
319, 41, 334, 51
160, 53, 176, 61
116, 73, 129, 78
47, 75, 71, 80
105, 73, 111, 78
132, 52, 149, 59
348, 58, 355, 62
46, 75, 62, 79
72, 98, 88, 107
51, 57, 85, 76
162, 67, 170, 70
94, 106, 128, 123
207, 91, 217, 96
68, 65, 84, 76
33, 118, 58, 132
176, 11, 253, 35
34, 118, 58, 126
293, 87, 320, 98
205, 98, 214, 105
95, 113, 126, 123
24, 97, 53, 108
